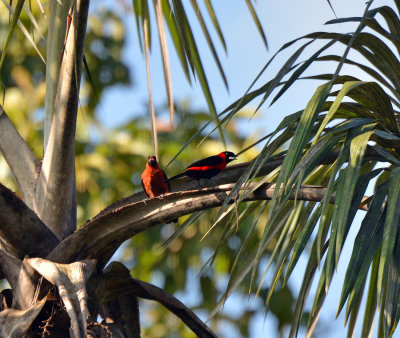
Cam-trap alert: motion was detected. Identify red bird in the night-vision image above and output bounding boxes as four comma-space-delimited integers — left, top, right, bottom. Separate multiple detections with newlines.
168, 151, 237, 181
141, 156, 171, 198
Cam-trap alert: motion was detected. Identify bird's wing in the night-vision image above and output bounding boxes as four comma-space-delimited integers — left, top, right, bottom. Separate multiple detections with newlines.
162, 169, 169, 181
141, 178, 149, 197
186, 155, 223, 169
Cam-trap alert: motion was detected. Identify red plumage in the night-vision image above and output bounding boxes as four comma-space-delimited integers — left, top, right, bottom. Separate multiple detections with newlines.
168, 151, 237, 181
141, 156, 171, 198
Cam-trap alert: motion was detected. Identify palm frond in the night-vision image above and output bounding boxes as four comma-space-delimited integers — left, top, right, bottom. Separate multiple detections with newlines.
200, 1, 400, 336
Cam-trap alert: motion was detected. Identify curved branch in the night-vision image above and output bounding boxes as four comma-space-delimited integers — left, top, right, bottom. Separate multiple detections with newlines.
0, 106, 40, 210
35, 0, 89, 240
94, 157, 287, 217
95, 148, 379, 217
131, 278, 217, 338
48, 183, 370, 269
90, 262, 216, 338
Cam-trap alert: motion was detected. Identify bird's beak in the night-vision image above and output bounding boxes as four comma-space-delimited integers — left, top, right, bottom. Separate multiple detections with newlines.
228, 154, 238, 161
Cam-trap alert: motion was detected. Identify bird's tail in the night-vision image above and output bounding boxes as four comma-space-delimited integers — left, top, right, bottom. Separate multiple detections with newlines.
167, 172, 187, 182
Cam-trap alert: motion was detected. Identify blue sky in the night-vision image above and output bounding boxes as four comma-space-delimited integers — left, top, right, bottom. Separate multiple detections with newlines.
98, 0, 368, 130
96, 1, 392, 337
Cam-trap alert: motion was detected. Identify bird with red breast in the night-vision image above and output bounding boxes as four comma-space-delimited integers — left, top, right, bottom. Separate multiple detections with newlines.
141, 155, 178, 223
168, 151, 237, 181
141, 155, 171, 198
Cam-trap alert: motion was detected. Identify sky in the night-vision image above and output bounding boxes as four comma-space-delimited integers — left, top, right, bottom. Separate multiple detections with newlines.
98, 0, 369, 131
94, 1, 393, 337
